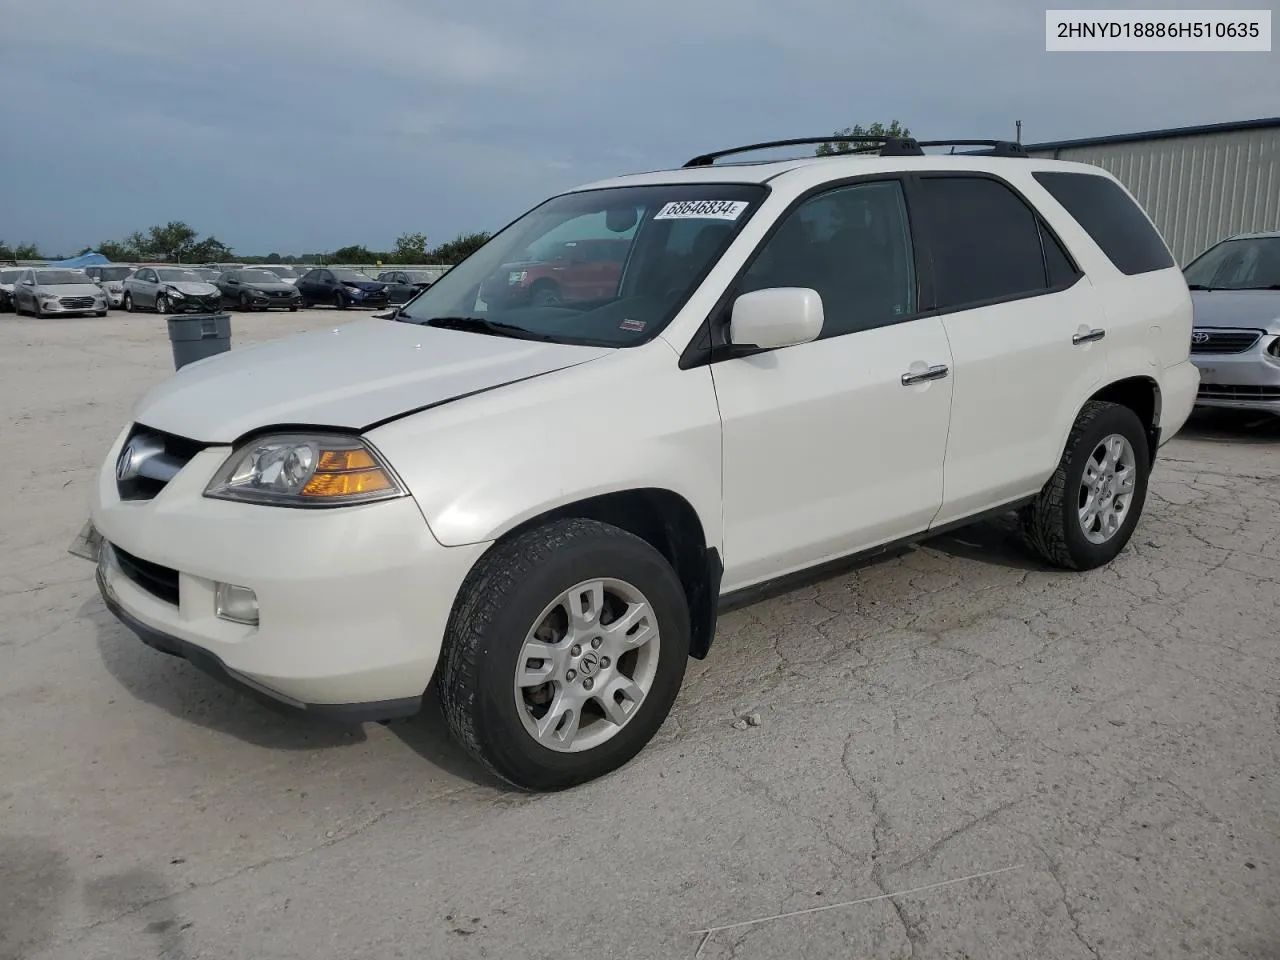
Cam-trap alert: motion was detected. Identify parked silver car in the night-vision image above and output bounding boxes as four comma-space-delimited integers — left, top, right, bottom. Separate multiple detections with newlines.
122, 266, 222, 314
0, 267, 22, 312
11, 268, 108, 317
83, 263, 136, 308
1184, 232, 1280, 415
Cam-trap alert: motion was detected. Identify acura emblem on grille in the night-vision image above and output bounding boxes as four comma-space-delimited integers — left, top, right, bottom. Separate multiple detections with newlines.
1191, 331, 1210, 344
115, 434, 165, 483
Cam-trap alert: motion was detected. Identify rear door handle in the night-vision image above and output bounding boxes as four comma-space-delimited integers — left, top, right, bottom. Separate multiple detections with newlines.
1072, 328, 1106, 345
901, 363, 950, 386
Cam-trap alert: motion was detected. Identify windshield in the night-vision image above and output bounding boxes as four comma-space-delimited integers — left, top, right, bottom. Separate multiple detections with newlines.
35, 270, 93, 285
100, 266, 133, 281
156, 268, 207, 282
263, 266, 298, 278
237, 269, 282, 283
0, 269, 21, 283
192, 268, 219, 281
1184, 237, 1280, 290
397, 184, 766, 346
331, 269, 371, 283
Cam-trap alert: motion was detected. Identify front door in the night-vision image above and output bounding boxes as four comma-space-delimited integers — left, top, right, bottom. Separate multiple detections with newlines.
710, 179, 955, 591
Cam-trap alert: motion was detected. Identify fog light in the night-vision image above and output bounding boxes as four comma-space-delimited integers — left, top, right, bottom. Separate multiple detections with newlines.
215, 582, 259, 624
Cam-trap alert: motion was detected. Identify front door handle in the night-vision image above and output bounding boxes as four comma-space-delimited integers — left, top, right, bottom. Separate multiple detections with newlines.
1072, 328, 1106, 345
901, 363, 950, 386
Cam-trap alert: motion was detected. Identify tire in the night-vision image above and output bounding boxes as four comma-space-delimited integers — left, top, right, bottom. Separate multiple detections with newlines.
1019, 400, 1150, 571
288, 305, 298, 312
239, 293, 252, 312
123, 293, 134, 313
333, 291, 347, 310
530, 281, 560, 307
155, 294, 169, 314
94, 310, 107, 318
437, 518, 690, 791
33, 298, 44, 319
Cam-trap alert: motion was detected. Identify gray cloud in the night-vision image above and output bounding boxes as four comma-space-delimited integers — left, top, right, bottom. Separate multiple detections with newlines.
0, 0, 1274, 255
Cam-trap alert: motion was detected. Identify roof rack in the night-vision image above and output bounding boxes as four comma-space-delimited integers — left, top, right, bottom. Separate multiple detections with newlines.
683, 135, 924, 167
682, 136, 1029, 167
917, 139, 1029, 157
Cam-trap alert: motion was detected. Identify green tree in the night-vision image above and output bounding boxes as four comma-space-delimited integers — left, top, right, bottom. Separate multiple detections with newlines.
329, 244, 377, 263
0, 241, 14, 261
429, 231, 490, 265
392, 231, 428, 264
145, 221, 200, 261
13, 242, 42, 260
187, 235, 233, 263
97, 240, 138, 262
816, 120, 911, 155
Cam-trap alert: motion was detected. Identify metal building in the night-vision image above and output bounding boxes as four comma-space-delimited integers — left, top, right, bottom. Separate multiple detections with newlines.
1023, 117, 1280, 265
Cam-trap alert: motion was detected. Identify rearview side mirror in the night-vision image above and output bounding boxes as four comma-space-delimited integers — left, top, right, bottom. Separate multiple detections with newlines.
729, 287, 824, 351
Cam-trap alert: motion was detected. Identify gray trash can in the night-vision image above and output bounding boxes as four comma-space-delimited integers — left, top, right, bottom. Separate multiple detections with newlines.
167, 313, 231, 370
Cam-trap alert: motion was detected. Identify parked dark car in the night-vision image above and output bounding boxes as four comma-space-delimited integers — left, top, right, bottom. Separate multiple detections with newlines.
296, 268, 389, 309
216, 268, 303, 311
375, 269, 436, 305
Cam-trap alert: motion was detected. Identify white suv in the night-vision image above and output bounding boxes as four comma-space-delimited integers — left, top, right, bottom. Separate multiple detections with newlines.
84, 136, 1199, 790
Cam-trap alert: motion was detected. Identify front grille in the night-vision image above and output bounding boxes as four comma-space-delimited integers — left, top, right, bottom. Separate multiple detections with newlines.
1191, 329, 1263, 354
60, 296, 96, 309
111, 543, 180, 605
268, 290, 291, 298
1198, 383, 1280, 402
115, 423, 209, 501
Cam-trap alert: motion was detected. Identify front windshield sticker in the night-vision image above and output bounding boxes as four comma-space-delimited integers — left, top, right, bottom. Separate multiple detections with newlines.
619, 318, 646, 332
653, 200, 748, 221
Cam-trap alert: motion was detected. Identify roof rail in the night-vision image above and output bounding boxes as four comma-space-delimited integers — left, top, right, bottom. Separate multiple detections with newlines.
683, 135, 924, 167
916, 139, 1029, 157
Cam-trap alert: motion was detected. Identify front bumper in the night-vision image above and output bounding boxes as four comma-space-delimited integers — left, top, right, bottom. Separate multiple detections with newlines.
244, 293, 303, 309
166, 295, 223, 313
39, 299, 107, 315
89, 425, 490, 713
1190, 332, 1280, 413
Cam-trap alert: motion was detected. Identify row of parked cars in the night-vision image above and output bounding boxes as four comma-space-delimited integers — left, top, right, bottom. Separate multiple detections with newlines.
0, 262, 445, 317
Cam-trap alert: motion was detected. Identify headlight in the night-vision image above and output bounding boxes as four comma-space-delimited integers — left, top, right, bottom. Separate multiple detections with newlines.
346, 286, 365, 297
204, 434, 406, 507
509, 270, 527, 285
167, 287, 186, 298
244, 288, 263, 297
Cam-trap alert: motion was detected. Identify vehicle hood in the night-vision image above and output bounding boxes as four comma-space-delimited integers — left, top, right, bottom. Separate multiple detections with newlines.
341, 279, 386, 292
0, 282, 15, 292
241, 280, 296, 294
1191, 290, 1280, 333
131, 316, 612, 443
35, 283, 101, 297
163, 281, 220, 296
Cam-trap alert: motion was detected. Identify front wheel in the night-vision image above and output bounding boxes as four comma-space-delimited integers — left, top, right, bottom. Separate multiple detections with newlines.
1019, 400, 1150, 571
332, 291, 347, 310
122, 293, 133, 313
155, 294, 170, 314
437, 518, 690, 791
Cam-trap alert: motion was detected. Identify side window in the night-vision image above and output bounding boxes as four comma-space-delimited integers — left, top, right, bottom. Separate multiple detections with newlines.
915, 176, 1049, 310
739, 180, 917, 338
1033, 171, 1175, 275
1039, 221, 1079, 288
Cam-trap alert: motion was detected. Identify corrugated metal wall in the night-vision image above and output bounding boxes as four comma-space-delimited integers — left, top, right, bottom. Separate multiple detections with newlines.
1027, 126, 1280, 265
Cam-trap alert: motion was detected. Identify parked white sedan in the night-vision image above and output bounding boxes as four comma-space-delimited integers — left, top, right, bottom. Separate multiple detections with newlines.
12, 268, 108, 317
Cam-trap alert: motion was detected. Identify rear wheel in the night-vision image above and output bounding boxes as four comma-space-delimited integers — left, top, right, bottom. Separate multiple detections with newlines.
437, 518, 690, 791
1019, 400, 1150, 571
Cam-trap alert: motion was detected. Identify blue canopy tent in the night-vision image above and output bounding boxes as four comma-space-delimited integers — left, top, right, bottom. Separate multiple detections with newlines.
48, 251, 110, 267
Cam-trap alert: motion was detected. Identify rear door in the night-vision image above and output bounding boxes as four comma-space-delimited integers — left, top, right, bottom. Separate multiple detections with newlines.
908, 173, 1108, 527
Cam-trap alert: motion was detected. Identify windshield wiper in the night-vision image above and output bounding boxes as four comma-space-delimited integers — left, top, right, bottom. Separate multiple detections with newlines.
421, 316, 560, 342
1186, 283, 1215, 291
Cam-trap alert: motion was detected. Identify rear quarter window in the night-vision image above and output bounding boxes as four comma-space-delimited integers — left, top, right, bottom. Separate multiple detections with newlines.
1032, 171, 1174, 276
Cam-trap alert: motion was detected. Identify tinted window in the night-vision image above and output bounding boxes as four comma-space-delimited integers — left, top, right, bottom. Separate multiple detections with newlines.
1033, 171, 1174, 275
915, 176, 1047, 309
1184, 237, 1280, 290
740, 180, 917, 337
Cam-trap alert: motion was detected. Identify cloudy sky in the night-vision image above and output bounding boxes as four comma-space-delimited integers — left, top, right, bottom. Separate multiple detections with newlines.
0, 0, 1274, 257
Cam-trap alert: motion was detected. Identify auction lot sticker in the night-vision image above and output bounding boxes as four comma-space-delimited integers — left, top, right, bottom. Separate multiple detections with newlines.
654, 200, 749, 220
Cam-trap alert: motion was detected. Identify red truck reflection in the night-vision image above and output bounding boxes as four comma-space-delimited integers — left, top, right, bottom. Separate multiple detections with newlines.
481, 238, 630, 307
